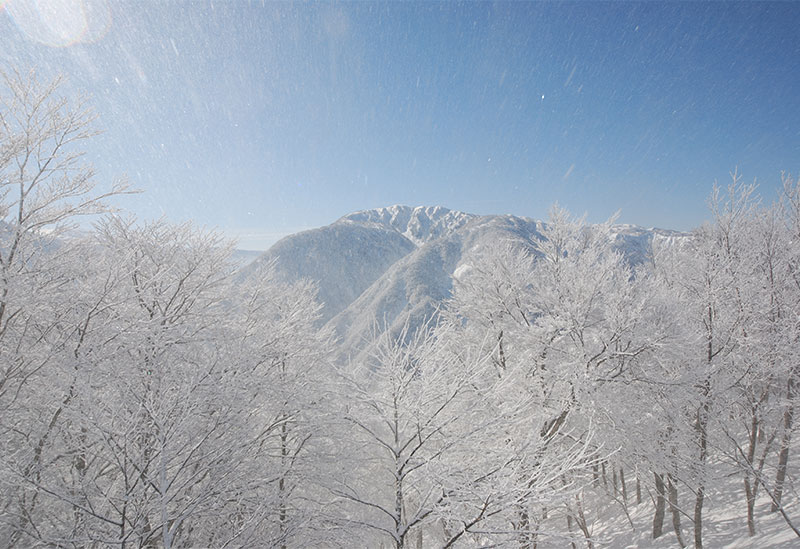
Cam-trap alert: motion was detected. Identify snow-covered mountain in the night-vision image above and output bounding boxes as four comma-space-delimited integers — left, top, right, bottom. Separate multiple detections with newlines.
244, 206, 473, 324
340, 205, 477, 246
244, 205, 687, 360
244, 221, 416, 324
327, 213, 549, 360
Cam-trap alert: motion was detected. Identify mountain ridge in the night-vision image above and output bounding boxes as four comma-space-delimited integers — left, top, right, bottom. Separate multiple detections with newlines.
337, 204, 477, 246
244, 205, 689, 360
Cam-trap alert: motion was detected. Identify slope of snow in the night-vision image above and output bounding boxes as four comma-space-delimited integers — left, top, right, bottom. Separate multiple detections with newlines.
544, 464, 799, 549
243, 222, 416, 324
328, 233, 466, 361
609, 224, 688, 266
325, 213, 546, 361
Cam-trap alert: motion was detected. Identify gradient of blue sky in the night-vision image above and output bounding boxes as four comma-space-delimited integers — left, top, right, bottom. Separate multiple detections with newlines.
2, 1, 799, 249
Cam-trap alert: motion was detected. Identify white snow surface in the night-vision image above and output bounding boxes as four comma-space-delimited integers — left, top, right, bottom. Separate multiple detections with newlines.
545, 465, 799, 548
243, 220, 416, 324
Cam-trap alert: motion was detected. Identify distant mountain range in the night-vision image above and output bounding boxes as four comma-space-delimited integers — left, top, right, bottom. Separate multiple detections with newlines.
243, 205, 687, 361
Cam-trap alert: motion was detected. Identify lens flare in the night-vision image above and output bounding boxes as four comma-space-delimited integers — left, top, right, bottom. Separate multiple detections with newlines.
4, 0, 111, 47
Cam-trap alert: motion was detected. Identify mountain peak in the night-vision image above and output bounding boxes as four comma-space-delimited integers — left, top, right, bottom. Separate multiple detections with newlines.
338, 204, 477, 246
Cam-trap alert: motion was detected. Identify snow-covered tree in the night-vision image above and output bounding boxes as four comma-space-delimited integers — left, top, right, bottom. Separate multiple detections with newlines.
231, 260, 336, 548
0, 69, 128, 546
443, 206, 663, 547
331, 319, 492, 548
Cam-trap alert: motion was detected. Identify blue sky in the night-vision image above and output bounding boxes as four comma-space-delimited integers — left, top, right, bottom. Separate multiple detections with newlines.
2, 1, 799, 249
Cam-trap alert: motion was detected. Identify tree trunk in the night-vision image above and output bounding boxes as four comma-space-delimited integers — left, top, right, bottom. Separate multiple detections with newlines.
394, 398, 404, 549
744, 407, 759, 536
694, 397, 709, 549
636, 475, 642, 505
773, 376, 795, 512
518, 506, 533, 549
667, 474, 685, 548
653, 473, 665, 539
573, 493, 594, 549
695, 325, 712, 549
159, 429, 173, 549
279, 414, 289, 549
745, 477, 756, 537
612, 468, 619, 498
566, 510, 577, 549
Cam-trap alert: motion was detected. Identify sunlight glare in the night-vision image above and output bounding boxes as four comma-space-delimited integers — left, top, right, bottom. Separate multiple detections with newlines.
4, 0, 111, 47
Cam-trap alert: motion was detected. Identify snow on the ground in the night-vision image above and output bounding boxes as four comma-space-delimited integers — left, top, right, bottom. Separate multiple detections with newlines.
534, 471, 799, 548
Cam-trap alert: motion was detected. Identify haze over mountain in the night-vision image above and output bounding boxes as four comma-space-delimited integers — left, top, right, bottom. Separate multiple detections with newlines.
245, 205, 687, 360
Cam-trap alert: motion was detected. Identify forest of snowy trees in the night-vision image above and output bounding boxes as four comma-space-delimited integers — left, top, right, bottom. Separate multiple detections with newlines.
2, 72, 800, 548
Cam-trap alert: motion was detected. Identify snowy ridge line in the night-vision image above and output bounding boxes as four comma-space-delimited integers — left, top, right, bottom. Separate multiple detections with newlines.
338, 204, 478, 246
245, 205, 691, 364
